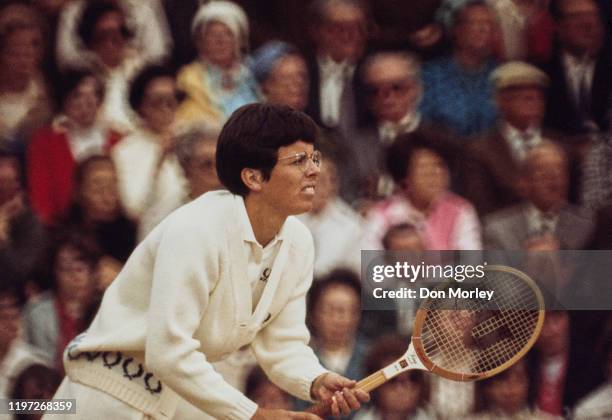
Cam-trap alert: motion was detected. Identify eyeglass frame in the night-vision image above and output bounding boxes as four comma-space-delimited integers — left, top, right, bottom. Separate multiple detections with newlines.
276, 150, 322, 173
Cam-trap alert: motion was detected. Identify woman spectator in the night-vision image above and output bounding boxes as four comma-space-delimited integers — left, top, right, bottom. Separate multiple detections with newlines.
0, 3, 51, 152
469, 359, 559, 419
56, 0, 171, 132
354, 335, 434, 420
362, 132, 481, 250
63, 155, 136, 291
174, 122, 222, 202
27, 69, 120, 226
22, 232, 100, 369
10, 364, 62, 420
176, 0, 259, 125
111, 64, 187, 240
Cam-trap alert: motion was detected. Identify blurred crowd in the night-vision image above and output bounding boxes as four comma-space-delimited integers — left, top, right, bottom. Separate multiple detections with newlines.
1, 0, 612, 418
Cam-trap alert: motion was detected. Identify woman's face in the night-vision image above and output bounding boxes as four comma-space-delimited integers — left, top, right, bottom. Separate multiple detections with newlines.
138, 76, 178, 134
1, 27, 43, 81
55, 245, 94, 301
310, 158, 338, 213
484, 362, 529, 414
90, 11, 127, 68
263, 54, 309, 111
312, 284, 360, 346
377, 370, 423, 415
197, 21, 237, 67
79, 160, 119, 223
64, 76, 102, 128
404, 149, 449, 209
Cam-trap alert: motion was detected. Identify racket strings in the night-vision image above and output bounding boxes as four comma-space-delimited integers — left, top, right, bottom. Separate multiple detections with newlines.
418, 269, 542, 376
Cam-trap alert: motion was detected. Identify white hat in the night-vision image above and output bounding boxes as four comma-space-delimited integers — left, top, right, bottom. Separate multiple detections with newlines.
191, 1, 249, 51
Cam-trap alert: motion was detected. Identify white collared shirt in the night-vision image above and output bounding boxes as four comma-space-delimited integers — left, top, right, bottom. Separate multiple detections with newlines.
562, 51, 595, 107
318, 55, 355, 127
526, 204, 559, 236
502, 122, 542, 161
377, 111, 421, 144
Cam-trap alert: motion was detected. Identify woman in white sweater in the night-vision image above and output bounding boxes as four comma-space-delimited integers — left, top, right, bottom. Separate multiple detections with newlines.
47, 104, 369, 420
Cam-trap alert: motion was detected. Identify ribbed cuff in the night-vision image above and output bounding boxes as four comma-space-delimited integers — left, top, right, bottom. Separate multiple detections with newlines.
221, 397, 258, 420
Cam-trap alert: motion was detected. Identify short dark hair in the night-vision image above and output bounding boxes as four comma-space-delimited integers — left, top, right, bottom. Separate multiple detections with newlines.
309, 268, 361, 311
0, 280, 26, 309
128, 64, 177, 112
56, 68, 104, 109
216, 103, 319, 196
77, 0, 131, 48
386, 132, 452, 184
382, 222, 420, 250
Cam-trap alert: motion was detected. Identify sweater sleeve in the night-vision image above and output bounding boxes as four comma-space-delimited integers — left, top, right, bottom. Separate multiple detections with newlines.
144, 220, 258, 420
250, 232, 328, 402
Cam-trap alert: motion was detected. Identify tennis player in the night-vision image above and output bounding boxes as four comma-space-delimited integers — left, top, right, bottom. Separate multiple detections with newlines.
46, 104, 369, 419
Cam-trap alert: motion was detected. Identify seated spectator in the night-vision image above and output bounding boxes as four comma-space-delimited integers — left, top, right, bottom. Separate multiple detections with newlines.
0, 282, 50, 400
176, 1, 258, 125
63, 155, 136, 291
354, 51, 456, 200
22, 233, 100, 369
469, 359, 559, 419
10, 364, 62, 420
581, 129, 612, 209
304, 0, 370, 134
421, 0, 498, 137
112, 65, 187, 240
251, 40, 309, 112
245, 366, 294, 411
527, 310, 605, 417
543, 0, 612, 135
484, 142, 593, 249
298, 152, 363, 277
362, 133, 481, 250
488, 0, 555, 62
0, 152, 47, 286
27, 69, 121, 226
174, 122, 222, 202
354, 335, 435, 420
0, 3, 51, 151
56, 0, 171, 132
462, 61, 557, 216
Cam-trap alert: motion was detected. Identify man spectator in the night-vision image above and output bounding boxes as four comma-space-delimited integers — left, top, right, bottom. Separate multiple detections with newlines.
304, 0, 369, 134
462, 61, 557, 216
543, 0, 612, 135
484, 142, 593, 249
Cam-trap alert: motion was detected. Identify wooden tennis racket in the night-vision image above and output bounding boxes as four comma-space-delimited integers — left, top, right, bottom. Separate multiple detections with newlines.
308, 264, 545, 416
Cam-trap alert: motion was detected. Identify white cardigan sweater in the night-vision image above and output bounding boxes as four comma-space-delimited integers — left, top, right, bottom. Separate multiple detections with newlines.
64, 191, 327, 419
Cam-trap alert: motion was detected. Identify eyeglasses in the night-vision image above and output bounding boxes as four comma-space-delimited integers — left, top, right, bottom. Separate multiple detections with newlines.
277, 150, 322, 173
365, 81, 415, 98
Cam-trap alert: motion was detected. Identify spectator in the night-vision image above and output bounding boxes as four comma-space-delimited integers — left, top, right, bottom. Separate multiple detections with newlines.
354, 51, 456, 200
0, 3, 51, 152
0, 152, 47, 287
174, 122, 222, 202
543, 0, 612, 135
462, 61, 558, 216
581, 129, 612, 209
251, 40, 309, 112
112, 65, 187, 240
27, 69, 121, 226
469, 359, 558, 419
10, 364, 62, 420
63, 155, 136, 291
298, 153, 363, 277
484, 142, 593, 249
176, 1, 259, 125
354, 335, 435, 420
56, 0, 171, 132
421, 0, 499, 137
362, 133, 481, 250
304, 0, 369, 134
245, 366, 294, 411
22, 233, 100, 369
0, 282, 50, 400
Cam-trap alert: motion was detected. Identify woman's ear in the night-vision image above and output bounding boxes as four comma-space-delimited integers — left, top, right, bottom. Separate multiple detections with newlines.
240, 168, 263, 192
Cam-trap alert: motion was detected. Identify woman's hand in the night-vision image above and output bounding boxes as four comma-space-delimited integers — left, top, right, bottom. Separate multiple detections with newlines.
310, 372, 370, 417
251, 407, 321, 419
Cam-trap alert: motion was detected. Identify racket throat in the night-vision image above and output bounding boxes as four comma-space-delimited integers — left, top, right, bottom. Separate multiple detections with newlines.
381, 343, 426, 380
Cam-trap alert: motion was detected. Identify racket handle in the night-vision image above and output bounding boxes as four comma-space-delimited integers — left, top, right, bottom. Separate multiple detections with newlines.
305, 370, 387, 417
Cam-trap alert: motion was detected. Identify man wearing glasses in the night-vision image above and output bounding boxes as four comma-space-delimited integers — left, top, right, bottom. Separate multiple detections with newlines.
48, 104, 368, 420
